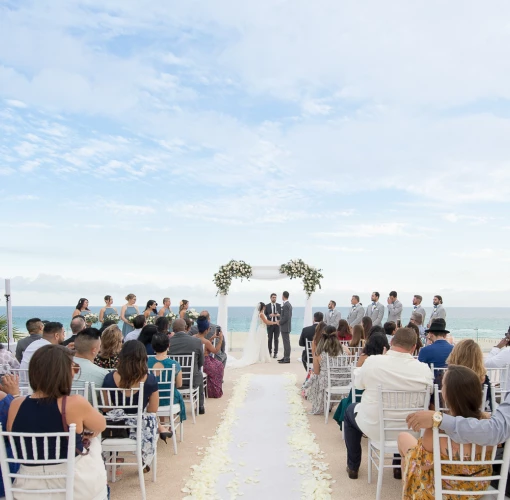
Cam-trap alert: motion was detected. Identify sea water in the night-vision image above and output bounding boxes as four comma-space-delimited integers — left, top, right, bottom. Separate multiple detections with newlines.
1, 306, 509, 339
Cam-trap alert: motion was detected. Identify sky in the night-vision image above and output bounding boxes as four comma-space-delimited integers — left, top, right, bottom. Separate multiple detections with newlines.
1, 0, 510, 308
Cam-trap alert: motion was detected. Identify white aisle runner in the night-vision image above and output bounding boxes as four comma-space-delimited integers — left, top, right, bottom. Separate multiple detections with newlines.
215, 374, 305, 499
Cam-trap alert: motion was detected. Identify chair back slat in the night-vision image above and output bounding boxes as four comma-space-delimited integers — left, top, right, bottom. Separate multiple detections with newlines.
305, 339, 313, 371
148, 366, 176, 409
326, 355, 352, 387
168, 354, 195, 387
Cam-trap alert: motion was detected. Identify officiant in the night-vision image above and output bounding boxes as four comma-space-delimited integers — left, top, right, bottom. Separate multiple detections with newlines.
265, 293, 281, 359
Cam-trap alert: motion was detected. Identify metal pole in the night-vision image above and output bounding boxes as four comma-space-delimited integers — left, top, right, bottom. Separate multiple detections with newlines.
4, 279, 13, 349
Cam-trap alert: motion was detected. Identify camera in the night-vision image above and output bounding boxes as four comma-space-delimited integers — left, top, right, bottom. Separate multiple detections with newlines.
215, 326, 221, 335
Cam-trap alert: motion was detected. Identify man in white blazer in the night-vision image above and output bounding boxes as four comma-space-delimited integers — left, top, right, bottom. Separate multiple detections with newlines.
411, 295, 427, 326
325, 300, 342, 328
347, 295, 364, 326
427, 295, 446, 328
386, 291, 403, 325
364, 291, 384, 326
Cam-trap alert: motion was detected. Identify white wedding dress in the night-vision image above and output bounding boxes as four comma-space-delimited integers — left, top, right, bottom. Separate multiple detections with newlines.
227, 307, 271, 368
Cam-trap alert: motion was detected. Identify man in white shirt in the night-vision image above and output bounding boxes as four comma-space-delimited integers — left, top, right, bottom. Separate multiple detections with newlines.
325, 300, 342, 327
364, 291, 385, 326
411, 295, 427, 326
484, 328, 510, 389
343, 328, 433, 479
124, 315, 146, 342
20, 321, 66, 371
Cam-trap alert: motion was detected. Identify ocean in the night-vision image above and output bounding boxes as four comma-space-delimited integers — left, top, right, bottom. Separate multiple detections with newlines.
1, 306, 509, 340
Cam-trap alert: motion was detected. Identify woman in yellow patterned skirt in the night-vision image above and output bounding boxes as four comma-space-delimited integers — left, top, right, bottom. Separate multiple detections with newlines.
398, 365, 493, 499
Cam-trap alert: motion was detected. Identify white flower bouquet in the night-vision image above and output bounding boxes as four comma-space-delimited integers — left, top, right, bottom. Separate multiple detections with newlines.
83, 313, 99, 324
213, 259, 253, 295
186, 309, 200, 321
280, 259, 324, 297
165, 312, 177, 321
145, 316, 157, 325
127, 314, 138, 324
104, 313, 120, 323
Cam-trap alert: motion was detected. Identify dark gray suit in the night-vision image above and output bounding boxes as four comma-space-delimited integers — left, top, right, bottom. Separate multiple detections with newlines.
265, 302, 281, 356
280, 300, 293, 361
168, 331, 205, 407
189, 323, 227, 367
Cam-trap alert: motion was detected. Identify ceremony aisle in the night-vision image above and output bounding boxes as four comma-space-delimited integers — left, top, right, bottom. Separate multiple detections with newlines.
110, 358, 403, 500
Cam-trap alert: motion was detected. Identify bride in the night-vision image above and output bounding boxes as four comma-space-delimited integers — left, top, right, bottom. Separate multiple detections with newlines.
228, 302, 276, 368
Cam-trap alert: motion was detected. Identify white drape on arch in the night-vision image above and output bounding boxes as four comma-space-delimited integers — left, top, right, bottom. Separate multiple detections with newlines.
217, 266, 314, 353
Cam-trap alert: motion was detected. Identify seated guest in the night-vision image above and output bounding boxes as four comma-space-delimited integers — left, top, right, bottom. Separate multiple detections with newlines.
147, 334, 186, 423
384, 321, 397, 344
193, 316, 225, 398
123, 315, 146, 342
484, 328, 510, 390
349, 324, 364, 348
7, 345, 108, 499
366, 324, 384, 342
72, 328, 109, 398
406, 322, 423, 355
334, 332, 390, 429
15, 318, 43, 363
102, 341, 166, 441
98, 320, 117, 334
306, 327, 348, 415
138, 325, 158, 355
155, 316, 170, 335
361, 316, 373, 340
20, 322, 66, 371
344, 328, 433, 480
94, 325, 123, 369
337, 319, 353, 342
62, 316, 86, 347
398, 365, 493, 498
299, 312, 324, 371
190, 311, 227, 367
447, 339, 492, 412
410, 311, 426, 344
184, 318, 193, 335
168, 319, 205, 415
418, 319, 453, 369
311, 321, 327, 354
0, 344, 19, 372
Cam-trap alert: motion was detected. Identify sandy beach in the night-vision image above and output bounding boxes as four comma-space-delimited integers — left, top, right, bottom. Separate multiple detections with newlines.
110, 351, 402, 500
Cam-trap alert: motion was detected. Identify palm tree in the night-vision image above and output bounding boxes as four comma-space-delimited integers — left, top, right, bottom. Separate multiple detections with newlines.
0, 315, 21, 343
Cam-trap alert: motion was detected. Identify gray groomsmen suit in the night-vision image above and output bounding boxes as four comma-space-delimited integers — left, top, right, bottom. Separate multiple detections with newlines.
412, 305, 427, 325
387, 300, 403, 324
428, 304, 446, 327
364, 302, 384, 326
325, 308, 342, 328
168, 331, 205, 407
347, 304, 365, 326
280, 300, 293, 361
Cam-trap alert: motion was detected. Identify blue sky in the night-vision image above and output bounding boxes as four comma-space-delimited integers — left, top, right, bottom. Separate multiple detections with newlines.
1, 0, 510, 308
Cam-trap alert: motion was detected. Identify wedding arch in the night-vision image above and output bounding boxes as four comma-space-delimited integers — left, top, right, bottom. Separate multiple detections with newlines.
213, 259, 324, 353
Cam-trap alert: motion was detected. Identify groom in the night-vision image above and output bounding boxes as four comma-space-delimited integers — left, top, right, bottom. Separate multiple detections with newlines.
278, 291, 293, 364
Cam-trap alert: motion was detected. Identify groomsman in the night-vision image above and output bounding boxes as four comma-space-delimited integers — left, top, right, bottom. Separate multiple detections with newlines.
325, 300, 342, 327
265, 293, 281, 358
386, 291, 403, 325
347, 296, 364, 326
364, 291, 384, 326
427, 295, 446, 328
412, 295, 426, 325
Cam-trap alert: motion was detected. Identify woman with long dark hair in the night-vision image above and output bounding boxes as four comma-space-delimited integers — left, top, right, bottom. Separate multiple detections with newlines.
72, 298, 90, 319
138, 325, 158, 355
144, 300, 158, 319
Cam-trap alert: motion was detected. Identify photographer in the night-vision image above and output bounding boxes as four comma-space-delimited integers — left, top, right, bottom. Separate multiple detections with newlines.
190, 310, 227, 366
485, 326, 510, 389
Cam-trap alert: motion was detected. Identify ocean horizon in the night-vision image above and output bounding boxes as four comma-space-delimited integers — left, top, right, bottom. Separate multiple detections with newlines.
1, 306, 509, 340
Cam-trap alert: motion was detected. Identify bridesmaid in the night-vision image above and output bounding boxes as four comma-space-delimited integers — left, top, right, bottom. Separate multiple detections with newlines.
179, 300, 189, 319
72, 298, 90, 319
120, 293, 139, 338
144, 300, 158, 319
158, 297, 171, 317
99, 295, 118, 323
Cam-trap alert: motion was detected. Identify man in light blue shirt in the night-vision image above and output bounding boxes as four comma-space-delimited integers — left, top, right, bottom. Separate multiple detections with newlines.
72, 328, 109, 400
124, 315, 146, 342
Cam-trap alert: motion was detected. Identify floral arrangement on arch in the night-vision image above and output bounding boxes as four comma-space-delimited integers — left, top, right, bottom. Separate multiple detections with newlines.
213, 259, 253, 295
279, 259, 324, 297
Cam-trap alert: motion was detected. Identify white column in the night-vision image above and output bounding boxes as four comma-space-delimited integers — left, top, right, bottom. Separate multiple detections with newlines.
303, 294, 313, 329
5, 279, 13, 345
217, 293, 229, 353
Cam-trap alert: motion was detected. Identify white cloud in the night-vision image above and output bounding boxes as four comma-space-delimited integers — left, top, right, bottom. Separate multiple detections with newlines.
99, 201, 155, 216
317, 245, 368, 253
443, 213, 493, 224
5, 194, 39, 201
0, 222, 51, 228
316, 223, 408, 238
5, 99, 27, 108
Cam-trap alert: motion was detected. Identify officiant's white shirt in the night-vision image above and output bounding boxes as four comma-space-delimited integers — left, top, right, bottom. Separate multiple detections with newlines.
353, 351, 432, 441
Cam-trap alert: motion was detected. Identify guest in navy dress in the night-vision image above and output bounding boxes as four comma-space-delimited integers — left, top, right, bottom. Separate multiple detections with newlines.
138, 325, 158, 355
